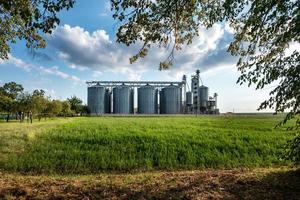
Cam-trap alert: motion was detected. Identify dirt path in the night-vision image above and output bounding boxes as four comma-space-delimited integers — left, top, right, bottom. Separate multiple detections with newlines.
1, 168, 299, 200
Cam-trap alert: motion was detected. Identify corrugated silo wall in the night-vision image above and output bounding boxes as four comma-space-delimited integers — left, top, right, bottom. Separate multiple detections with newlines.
113, 86, 134, 114
160, 85, 181, 114
199, 86, 209, 107
87, 86, 106, 115
130, 88, 134, 114
186, 92, 192, 105
104, 89, 111, 113
180, 87, 182, 113
138, 85, 157, 114
155, 89, 158, 114
159, 90, 164, 114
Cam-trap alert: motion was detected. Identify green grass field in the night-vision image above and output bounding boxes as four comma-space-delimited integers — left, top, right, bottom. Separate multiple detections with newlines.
0, 115, 296, 174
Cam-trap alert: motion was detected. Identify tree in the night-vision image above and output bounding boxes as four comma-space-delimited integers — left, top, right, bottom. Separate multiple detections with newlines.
46, 100, 62, 117
67, 96, 83, 115
0, 92, 13, 121
1, 82, 24, 99
32, 89, 46, 97
17, 92, 34, 121
0, 82, 24, 121
61, 101, 73, 117
79, 105, 89, 115
0, 0, 75, 60
0, 93, 12, 113
111, 0, 299, 161
31, 90, 48, 120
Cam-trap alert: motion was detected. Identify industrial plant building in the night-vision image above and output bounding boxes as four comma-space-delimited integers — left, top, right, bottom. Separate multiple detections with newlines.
87, 70, 219, 115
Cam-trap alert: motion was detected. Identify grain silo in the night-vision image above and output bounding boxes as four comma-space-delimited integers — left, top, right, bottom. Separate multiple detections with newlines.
199, 85, 208, 108
87, 86, 106, 115
138, 84, 158, 114
86, 69, 219, 115
130, 88, 134, 114
155, 89, 158, 114
113, 85, 134, 114
160, 84, 181, 114
159, 90, 164, 114
186, 91, 192, 106
104, 89, 111, 113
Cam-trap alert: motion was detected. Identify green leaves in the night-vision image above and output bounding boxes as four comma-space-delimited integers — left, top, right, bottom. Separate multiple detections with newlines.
0, 0, 75, 60
112, 0, 200, 68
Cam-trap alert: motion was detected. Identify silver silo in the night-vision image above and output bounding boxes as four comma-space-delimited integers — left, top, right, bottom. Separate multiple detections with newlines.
87, 85, 106, 115
155, 89, 159, 114
186, 91, 192, 106
199, 85, 209, 107
138, 84, 158, 114
130, 88, 134, 114
104, 89, 111, 113
113, 85, 134, 114
159, 90, 164, 114
160, 84, 181, 114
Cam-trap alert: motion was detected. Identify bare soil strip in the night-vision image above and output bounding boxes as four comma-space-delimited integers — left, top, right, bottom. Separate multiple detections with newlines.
1, 168, 299, 200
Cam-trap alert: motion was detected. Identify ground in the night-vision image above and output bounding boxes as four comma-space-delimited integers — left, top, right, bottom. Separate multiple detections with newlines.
1, 168, 299, 199
0, 115, 299, 199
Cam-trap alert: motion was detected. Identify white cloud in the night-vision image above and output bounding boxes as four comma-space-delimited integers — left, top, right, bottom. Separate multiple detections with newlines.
92, 70, 103, 78
7, 54, 32, 71
99, 1, 111, 17
42, 88, 59, 99
38, 66, 82, 82
203, 64, 236, 77
48, 24, 235, 81
0, 54, 83, 84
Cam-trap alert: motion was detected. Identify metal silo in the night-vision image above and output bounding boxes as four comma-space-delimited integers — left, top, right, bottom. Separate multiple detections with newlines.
138, 84, 158, 114
180, 87, 182, 113
113, 85, 134, 114
130, 88, 134, 114
104, 89, 111, 113
160, 85, 181, 114
199, 85, 209, 108
159, 90, 164, 114
87, 86, 106, 115
155, 89, 159, 114
186, 91, 192, 106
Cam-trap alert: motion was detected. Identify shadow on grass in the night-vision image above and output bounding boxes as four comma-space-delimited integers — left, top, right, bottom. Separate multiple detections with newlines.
223, 169, 300, 200
1, 169, 299, 200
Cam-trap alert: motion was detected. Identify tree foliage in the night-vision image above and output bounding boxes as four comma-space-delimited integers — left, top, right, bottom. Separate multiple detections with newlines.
0, 82, 87, 121
0, 82, 24, 99
67, 95, 86, 115
46, 100, 62, 116
0, 82, 24, 114
31, 89, 48, 115
0, 0, 75, 59
61, 101, 73, 117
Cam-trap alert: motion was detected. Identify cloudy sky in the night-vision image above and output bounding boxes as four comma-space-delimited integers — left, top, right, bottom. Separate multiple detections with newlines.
0, 0, 277, 113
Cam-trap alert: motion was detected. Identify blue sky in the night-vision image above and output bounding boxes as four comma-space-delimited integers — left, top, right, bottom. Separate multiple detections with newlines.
0, 0, 277, 113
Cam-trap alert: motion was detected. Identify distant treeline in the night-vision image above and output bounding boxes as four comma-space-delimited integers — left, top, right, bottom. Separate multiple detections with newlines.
0, 82, 88, 122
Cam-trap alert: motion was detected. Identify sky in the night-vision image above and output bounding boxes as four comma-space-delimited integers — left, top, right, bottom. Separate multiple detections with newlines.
0, 0, 287, 113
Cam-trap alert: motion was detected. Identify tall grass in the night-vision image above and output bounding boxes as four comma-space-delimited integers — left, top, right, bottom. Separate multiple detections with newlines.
1, 116, 295, 174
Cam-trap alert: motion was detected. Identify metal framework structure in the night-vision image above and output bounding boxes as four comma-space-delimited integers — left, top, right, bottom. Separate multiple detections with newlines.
86, 81, 185, 88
